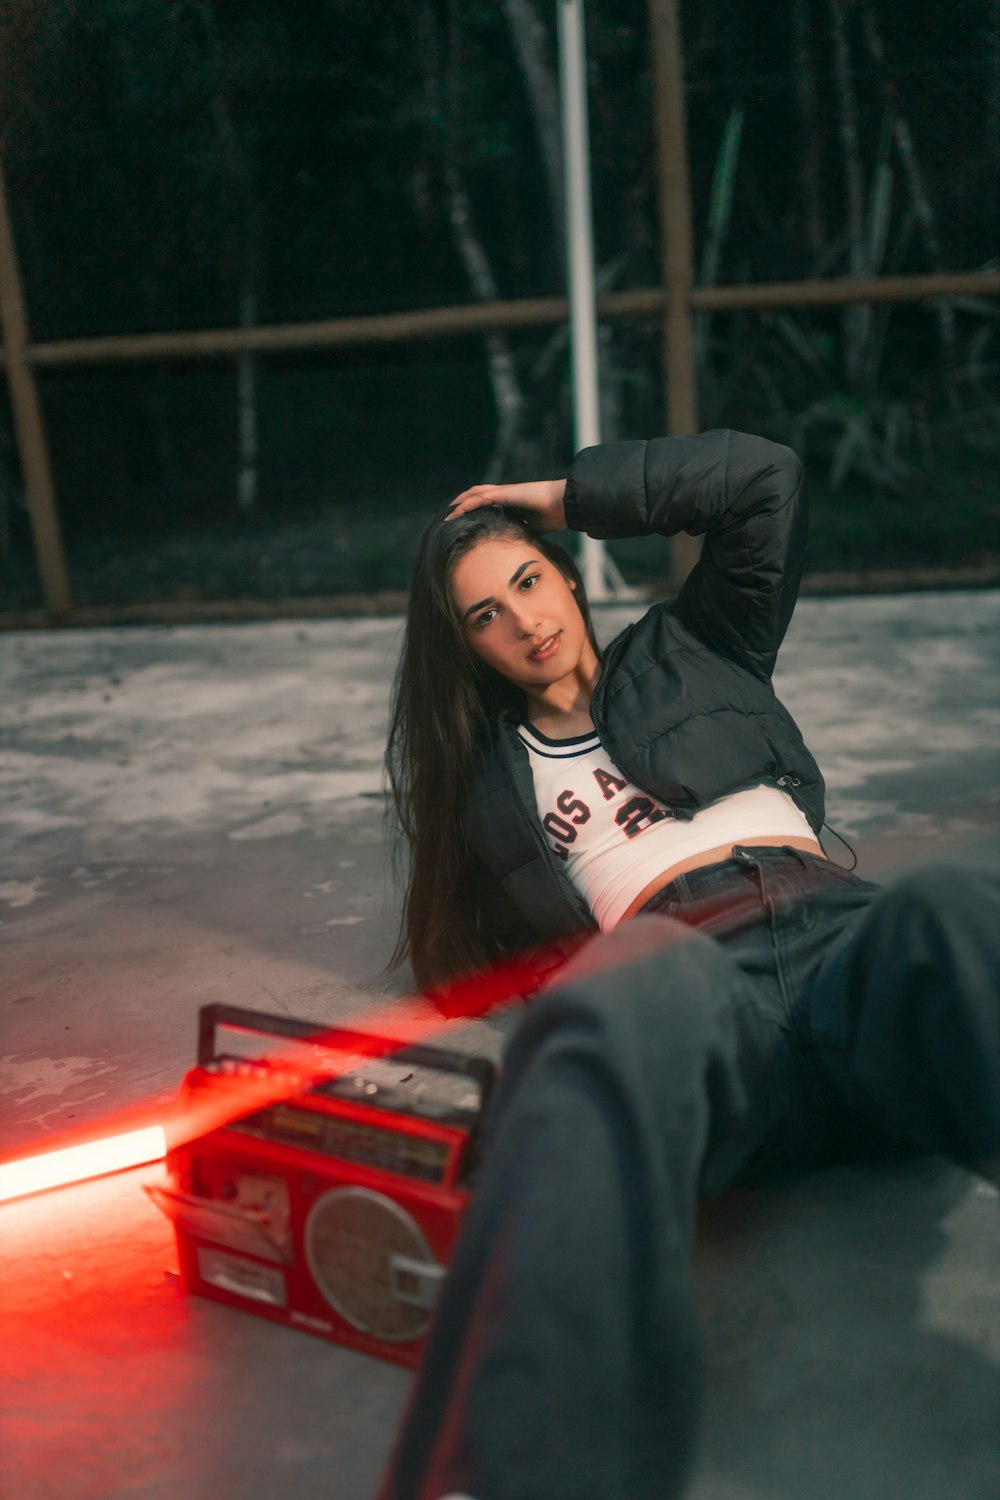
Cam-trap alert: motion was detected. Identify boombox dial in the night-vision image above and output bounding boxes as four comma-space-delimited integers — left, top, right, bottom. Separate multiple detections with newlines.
305, 1186, 444, 1341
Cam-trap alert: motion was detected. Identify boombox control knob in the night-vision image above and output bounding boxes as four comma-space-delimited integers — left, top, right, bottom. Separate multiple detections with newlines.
304, 1187, 445, 1342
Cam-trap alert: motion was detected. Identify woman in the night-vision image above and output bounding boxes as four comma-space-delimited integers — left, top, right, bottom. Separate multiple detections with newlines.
380, 430, 999, 1500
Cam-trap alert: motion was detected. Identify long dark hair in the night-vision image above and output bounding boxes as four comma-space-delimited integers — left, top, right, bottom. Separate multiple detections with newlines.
384, 503, 601, 992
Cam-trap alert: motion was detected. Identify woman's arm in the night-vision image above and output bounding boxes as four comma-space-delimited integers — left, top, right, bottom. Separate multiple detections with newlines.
446, 477, 568, 532
444, 430, 806, 680
565, 430, 806, 680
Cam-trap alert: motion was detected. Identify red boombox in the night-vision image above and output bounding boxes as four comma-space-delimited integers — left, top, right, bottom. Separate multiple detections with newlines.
148, 1004, 496, 1368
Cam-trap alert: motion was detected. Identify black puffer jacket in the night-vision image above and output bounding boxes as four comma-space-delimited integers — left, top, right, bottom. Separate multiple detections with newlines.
467, 429, 825, 967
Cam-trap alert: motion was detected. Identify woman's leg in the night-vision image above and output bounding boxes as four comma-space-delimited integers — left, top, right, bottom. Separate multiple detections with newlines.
797, 851, 1000, 1182
378, 914, 796, 1500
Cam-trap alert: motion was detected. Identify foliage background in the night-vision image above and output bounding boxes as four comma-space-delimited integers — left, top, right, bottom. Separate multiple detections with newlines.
0, 0, 997, 607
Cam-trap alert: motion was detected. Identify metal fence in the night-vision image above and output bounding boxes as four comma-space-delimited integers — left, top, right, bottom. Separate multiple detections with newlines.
1, 0, 997, 620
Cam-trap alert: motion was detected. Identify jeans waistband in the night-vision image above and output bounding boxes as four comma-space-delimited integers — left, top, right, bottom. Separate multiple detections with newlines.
638, 844, 826, 936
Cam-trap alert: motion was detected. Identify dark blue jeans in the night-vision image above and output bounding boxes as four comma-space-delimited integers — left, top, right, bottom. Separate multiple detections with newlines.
378, 846, 1000, 1500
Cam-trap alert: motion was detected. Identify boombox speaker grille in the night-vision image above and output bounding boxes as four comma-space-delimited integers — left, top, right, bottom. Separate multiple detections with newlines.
305, 1186, 441, 1342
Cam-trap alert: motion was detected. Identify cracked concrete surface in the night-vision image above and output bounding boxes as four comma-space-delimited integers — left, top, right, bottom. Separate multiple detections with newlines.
1, 591, 998, 1500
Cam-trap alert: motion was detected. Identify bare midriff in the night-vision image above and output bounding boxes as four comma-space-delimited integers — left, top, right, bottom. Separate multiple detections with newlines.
619, 834, 827, 923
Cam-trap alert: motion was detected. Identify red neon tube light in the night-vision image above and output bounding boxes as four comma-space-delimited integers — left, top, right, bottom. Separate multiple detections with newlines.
0, 1125, 168, 1204
0, 947, 569, 1205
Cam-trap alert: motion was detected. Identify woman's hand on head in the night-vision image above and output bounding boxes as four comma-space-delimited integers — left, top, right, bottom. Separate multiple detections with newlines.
445, 478, 568, 533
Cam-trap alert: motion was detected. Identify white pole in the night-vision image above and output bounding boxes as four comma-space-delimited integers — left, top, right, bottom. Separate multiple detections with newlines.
557, 0, 608, 601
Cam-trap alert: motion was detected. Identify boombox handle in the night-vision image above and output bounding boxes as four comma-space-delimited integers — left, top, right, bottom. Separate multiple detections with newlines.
197, 1003, 496, 1165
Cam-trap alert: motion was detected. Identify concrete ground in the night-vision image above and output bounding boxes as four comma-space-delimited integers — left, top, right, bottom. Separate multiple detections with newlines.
1, 591, 998, 1500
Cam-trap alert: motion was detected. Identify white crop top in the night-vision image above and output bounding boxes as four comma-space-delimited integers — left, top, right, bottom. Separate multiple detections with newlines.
517, 721, 815, 931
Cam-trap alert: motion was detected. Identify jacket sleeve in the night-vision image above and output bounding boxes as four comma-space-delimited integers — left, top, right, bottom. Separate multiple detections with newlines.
420, 855, 572, 1016
471, 854, 538, 960
562, 429, 807, 680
